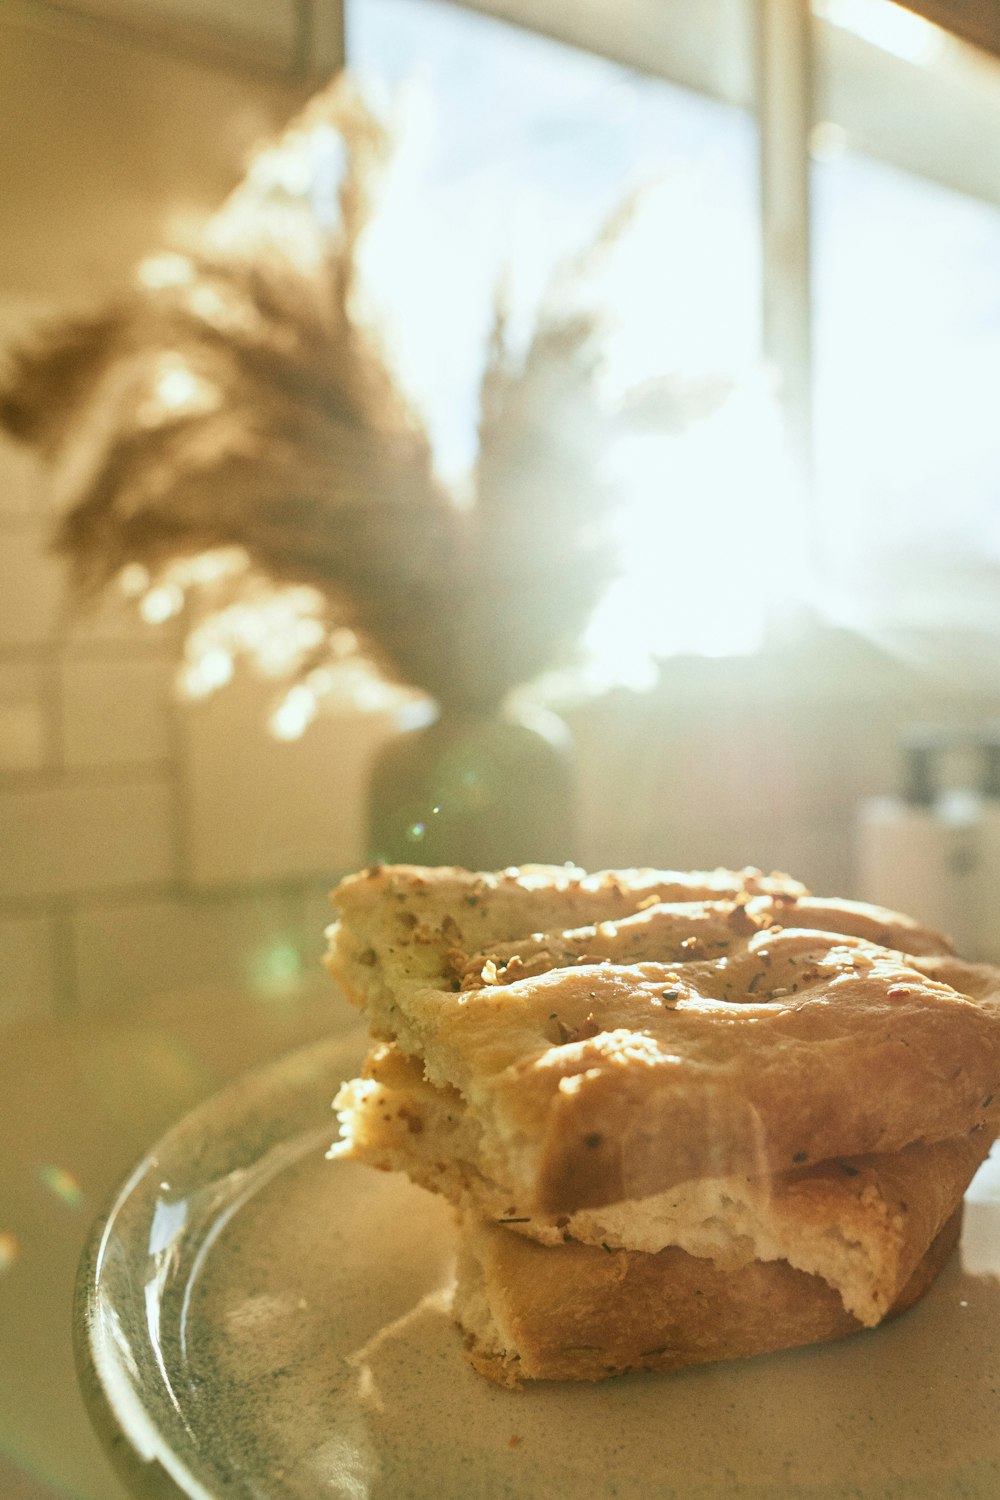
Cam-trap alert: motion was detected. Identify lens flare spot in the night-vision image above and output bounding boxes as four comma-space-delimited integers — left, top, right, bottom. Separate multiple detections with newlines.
38, 1165, 84, 1210
0, 1232, 19, 1273
406, 821, 426, 842
140, 584, 183, 625
137, 252, 194, 290
118, 562, 151, 598
179, 647, 234, 699
251, 942, 303, 995
270, 683, 317, 740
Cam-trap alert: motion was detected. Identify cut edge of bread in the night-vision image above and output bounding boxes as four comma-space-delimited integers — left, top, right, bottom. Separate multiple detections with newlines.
333, 1042, 989, 1326
452, 1205, 965, 1387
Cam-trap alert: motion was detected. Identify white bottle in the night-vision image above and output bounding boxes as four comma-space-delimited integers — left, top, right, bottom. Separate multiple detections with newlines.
973, 734, 1000, 964
856, 728, 980, 955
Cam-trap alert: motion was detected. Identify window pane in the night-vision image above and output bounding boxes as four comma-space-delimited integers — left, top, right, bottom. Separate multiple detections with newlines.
346, 0, 781, 666
812, 1, 1000, 659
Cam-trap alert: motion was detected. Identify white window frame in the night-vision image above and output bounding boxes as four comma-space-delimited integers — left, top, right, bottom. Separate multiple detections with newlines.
344, 0, 1000, 599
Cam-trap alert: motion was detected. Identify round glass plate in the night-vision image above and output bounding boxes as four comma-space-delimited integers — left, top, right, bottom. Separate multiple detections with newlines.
75, 1030, 1000, 1500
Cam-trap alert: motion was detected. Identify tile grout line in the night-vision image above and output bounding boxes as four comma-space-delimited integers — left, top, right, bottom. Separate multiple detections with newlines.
49, 897, 80, 1018
165, 654, 197, 891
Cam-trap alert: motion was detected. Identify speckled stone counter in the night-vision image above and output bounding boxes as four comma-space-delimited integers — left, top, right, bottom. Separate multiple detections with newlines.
0, 983, 344, 1499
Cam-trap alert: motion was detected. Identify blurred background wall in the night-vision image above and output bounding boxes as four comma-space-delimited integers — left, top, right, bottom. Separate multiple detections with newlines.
3, 0, 1000, 1025
0, 2, 356, 1023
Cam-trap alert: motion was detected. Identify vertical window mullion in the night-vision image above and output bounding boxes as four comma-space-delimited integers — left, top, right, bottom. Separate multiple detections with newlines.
303, 0, 347, 77
755, 0, 816, 549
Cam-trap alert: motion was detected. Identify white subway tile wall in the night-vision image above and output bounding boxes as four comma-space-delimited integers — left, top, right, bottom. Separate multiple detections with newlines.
60, 654, 175, 769
0, 522, 65, 645
0, 47, 382, 1025
0, 406, 370, 1019
65, 588, 177, 647
178, 671, 396, 888
0, 430, 48, 516
71, 888, 316, 1013
0, 660, 52, 773
302, 880, 341, 965
0, 910, 59, 1023
0, 776, 178, 901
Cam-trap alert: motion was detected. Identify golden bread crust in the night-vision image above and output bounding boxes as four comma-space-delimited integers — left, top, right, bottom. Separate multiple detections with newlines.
335, 1042, 989, 1324
457, 893, 952, 987
326, 863, 1000, 1383
325, 864, 808, 1012
503, 942, 1000, 1210
328, 868, 1000, 1212
454, 1205, 964, 1386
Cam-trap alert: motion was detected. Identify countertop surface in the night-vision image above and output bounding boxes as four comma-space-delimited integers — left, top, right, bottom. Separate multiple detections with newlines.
5, 984, 1000, 1500
0, 982, 348, 1499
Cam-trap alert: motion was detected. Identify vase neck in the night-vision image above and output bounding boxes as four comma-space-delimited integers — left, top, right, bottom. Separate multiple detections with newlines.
433, 697, 507, 721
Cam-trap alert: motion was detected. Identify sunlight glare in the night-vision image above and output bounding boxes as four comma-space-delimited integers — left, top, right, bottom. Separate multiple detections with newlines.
180, 647, 234, 699
155, 364, 202, 411
270, 683, 318, 741
138, 355, 221, 427
38, 1164, 84, 1210
584, 378, 807, 679
140, 583, 184, 625
136, 252, 194, 291
814, 0, 945, 65
0, 1231, 18, 1273
118, 561, 151, 598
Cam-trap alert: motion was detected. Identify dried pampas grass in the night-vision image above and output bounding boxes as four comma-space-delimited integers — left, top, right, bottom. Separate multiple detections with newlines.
0, 75, 658, 710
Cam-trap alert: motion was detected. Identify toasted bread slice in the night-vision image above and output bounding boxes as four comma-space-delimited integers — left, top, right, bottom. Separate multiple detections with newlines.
326, 863, 1000, 1385
327, 869, 999, 1214
325, 863, 810, 1034
453, 1204, 965, 1386
334, 1041, 990, 1326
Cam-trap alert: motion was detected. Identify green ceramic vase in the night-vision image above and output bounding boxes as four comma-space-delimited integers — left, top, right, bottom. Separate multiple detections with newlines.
367, 698, 575, 869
